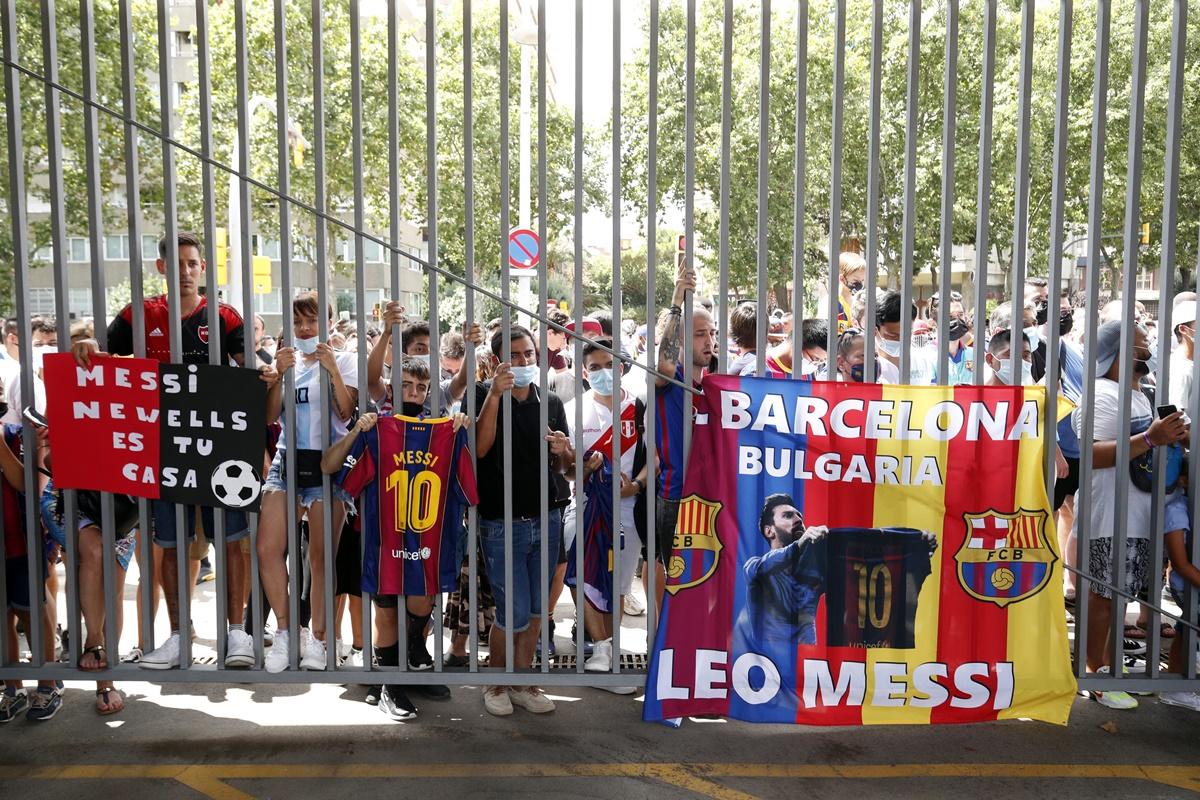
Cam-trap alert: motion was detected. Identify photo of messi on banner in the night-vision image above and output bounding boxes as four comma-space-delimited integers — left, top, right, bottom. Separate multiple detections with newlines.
645, 375, 1076, 726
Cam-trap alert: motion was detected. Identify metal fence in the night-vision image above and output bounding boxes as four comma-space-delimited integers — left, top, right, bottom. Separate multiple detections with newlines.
1, 0, 1198, 698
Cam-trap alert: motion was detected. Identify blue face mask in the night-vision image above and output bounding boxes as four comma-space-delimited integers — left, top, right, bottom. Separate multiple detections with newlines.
510, 364, 539, 388
1023, 326, 1041, 353
295, 336, 319, 356
589, 367, 614, 396
849, 362, 880, 383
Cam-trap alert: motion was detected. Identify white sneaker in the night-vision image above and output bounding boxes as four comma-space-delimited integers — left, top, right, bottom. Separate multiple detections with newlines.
483, 685, 513, 716
343, 648, 364, 668
301, 630, 327, 670
137, 633, 182, 670
596, 685, 638, 695
1159, 691, 1200, 712
264, 629, 291, 673
507, 685, 555, 713
1090, 668, 1138, 709
224, 629, 255, 668
584, 639, 612, 672
622, 593, 646, 617
336, 639, 352, 661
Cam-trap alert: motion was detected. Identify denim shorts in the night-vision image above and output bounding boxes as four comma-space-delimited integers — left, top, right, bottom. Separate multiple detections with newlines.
151, 500, 249, 548
41, 482, 135, 570
480, 508, 563, 633
262, 450, 351, 508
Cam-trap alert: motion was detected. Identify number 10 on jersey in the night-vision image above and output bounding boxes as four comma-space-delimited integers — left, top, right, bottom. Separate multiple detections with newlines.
386, 469, 441, 534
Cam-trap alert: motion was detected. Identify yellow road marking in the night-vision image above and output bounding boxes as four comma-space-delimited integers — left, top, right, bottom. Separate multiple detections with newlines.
1, 763, 1198, 799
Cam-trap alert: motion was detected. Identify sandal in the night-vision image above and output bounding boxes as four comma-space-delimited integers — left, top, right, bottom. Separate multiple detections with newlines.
1124, 625, 1147, 640
1161, 622, 1176, 639
95, 687, 124, 716
79, 645, 107, 672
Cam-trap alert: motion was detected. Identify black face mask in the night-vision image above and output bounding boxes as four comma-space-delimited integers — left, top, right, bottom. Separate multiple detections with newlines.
0, 403, 8, 420
1059, 310, 1074, 337
947, 318, 970, 342
401, 401, 424, 418
1035, 299, 1049, 326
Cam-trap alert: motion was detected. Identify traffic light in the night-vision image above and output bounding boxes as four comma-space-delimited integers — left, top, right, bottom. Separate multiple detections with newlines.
675, 234, 686, 273
1140, 222, 1150, 246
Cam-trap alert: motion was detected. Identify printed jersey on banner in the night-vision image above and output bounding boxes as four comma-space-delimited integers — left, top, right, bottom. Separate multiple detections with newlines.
338, 415, 478, 596
107, 295, 244, 365
822, 528, 934, 649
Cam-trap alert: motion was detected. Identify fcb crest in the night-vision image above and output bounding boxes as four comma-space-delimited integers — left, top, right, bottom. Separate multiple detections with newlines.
665, 494, 723, 595
956, 509, 1056, 608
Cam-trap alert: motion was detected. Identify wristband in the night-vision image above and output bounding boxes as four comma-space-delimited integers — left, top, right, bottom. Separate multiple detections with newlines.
1142, 430, 1154, 449
669, 305, 682, 316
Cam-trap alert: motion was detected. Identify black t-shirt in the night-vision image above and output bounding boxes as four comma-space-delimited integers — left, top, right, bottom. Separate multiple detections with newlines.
823, 528, 934, 649
473, 382, 571, 519
107, 294, 245, 365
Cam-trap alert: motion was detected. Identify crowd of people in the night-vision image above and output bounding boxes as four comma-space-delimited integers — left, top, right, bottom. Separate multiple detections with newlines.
1, 234, 1198, 725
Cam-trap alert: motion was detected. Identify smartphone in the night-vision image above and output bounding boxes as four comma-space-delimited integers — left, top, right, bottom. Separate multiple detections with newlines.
1157, 404, 1178, 420
22, 406, 48, 429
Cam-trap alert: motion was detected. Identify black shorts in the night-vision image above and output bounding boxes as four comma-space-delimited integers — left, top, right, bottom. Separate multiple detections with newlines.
373, 593, 399, 609
335, 516, 361, 598
1054, 456, 1080, 511
645, 496, 680, 567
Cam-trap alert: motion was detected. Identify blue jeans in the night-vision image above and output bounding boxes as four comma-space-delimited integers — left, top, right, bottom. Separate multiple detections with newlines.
480, 509, 562, 633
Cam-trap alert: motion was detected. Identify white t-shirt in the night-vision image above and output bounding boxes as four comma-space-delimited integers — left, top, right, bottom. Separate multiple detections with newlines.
0, 358, 22, 424
5, 372, 46, 423
1168, 350, 1193, 414
1072, 378, 1153, 539
279, 350, 359, 451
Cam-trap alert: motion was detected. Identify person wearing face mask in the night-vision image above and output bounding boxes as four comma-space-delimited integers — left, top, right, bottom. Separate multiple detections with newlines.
832, 329, 883, 383
3, 317, 56, 426
1168, 300, 1196, 413
874, 290, 925, 384
1070, 321, 1187, 709
983, 327, 1033, 387
366, 303, 481, 418
836, 252, 867, 334
259, 292, 359, 674
562, 340, 650, 686
473, 324, 574, 717
929, 294, 974, 386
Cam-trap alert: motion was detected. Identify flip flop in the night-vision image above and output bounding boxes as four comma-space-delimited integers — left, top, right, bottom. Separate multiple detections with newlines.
95, 687, 124, 716
79, 645, 107, 672
1124, 625, 1147, 640
1161, 622, 1177, 639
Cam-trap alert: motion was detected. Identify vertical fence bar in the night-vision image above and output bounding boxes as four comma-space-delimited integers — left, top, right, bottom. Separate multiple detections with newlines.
898, 0, 919, 383
118, 0, 153, 657
610, 0, 623, 671
79, 0, 121, 672
1149, 0, 1186, 681
825, 0, 843, 361
1074, 0, 1111, 679
717, 0, 731, 375
301, 1, 324, 672
1010, 0, 1034, 328
537, 0, 549, 674
790, 0, 806, 376
935, 1, 957, 385
1042, 0, 1072, 508
756, 0, 771, 377
645, 0, 660, 641
155, 0, 189, 671
863, 0, 880, 380
348, 0, 367, 673
2, 0, 44, 671
42, 0, 78, 672
499, 0, 514, 673
971, 0, 996, 384
462, 0, 479, 674
1109, 0, 1150, 681
196, 0, 229, 669
682, 0, 695, 455
572, 0, 585, 672
426, 0, 445, 679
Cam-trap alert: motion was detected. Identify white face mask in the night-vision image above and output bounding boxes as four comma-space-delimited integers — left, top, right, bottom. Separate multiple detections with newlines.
877, 337, 902, 358
31, 344, 56, 372
994, 357, 1032, 386
294, 336, 319, 356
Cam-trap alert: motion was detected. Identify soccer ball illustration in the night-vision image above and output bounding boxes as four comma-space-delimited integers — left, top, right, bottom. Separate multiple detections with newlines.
990, 567, 1015, 591
212, 460, 262, 508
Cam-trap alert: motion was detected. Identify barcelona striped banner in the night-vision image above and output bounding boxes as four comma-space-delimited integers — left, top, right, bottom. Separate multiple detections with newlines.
644, 376, 1076, 726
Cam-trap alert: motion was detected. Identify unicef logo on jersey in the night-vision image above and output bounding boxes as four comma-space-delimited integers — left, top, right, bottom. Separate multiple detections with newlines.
665, 494, 723, 595
955, 509, 1056, 607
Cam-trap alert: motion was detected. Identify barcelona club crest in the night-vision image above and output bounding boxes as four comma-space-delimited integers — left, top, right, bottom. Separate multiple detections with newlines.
665, 494, 723, 595
955, 509, 1056, 607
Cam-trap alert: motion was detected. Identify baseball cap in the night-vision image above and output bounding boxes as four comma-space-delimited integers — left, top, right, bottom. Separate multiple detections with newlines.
1172, 300, 1196, 333
565, 318, 604, 338
1095, 320, 1123, 376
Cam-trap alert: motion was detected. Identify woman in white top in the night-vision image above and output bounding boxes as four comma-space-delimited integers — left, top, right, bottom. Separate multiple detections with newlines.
258, 292, 358, 672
